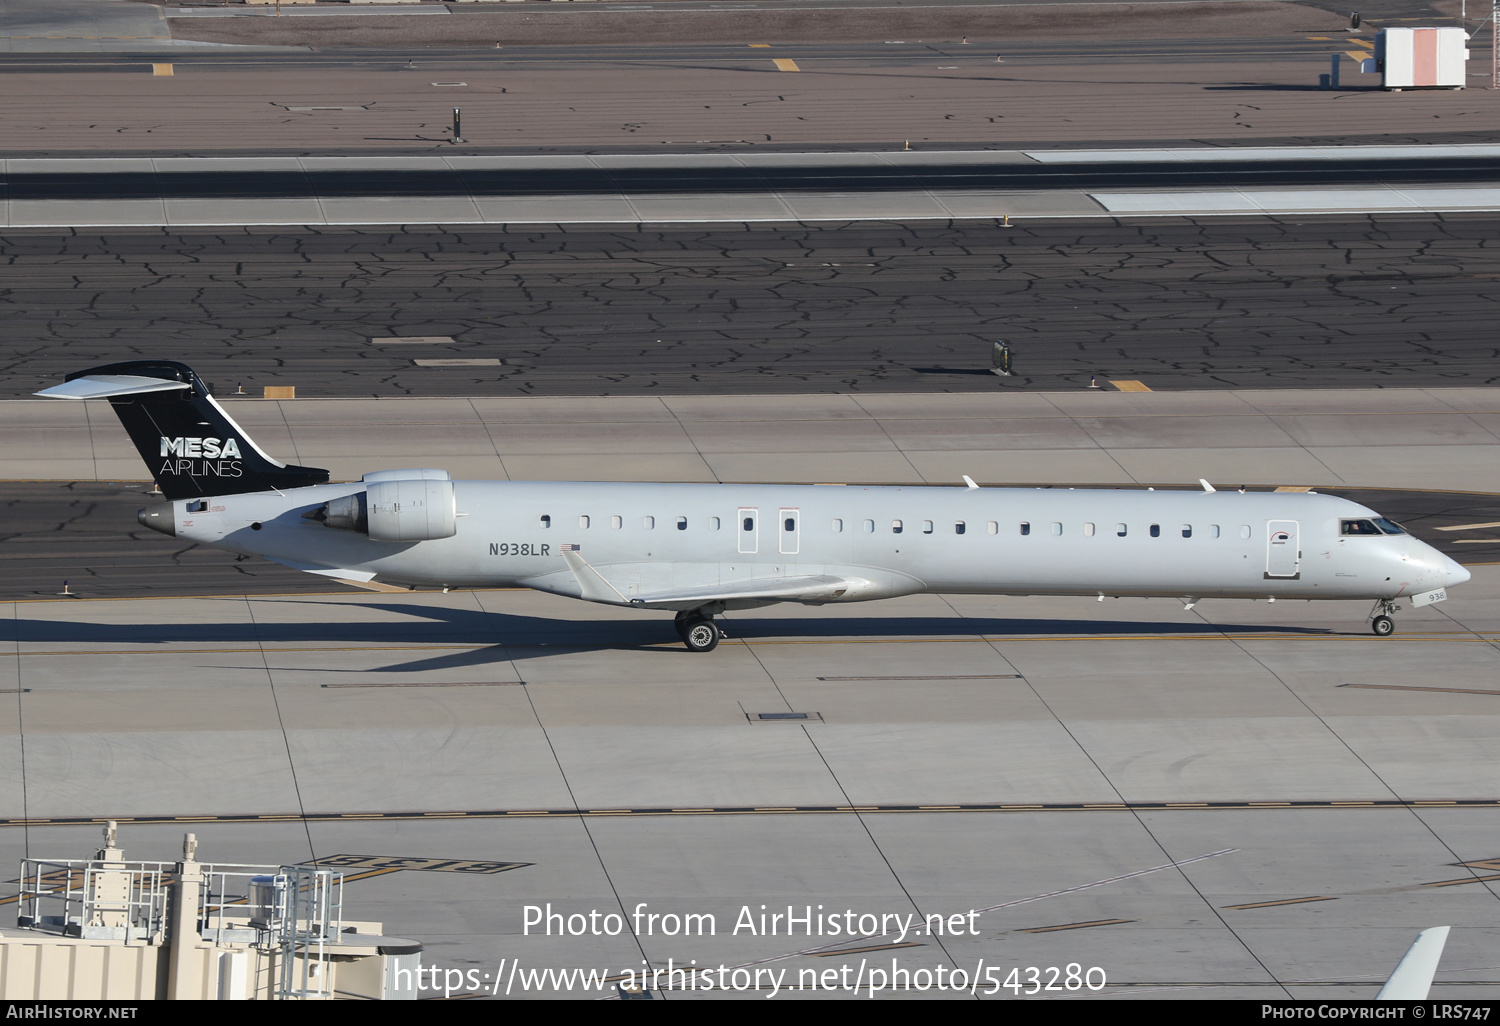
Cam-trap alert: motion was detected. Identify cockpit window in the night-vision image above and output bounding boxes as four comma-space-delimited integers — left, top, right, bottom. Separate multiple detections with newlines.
1372, 518, 1406, 535
1341, 519, 1382, 536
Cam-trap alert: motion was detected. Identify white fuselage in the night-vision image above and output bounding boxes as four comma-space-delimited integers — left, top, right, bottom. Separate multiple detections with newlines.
164, 481, 1469, 610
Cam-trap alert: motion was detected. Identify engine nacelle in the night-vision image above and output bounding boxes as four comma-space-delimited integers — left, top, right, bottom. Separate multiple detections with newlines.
315, 477, 457, 542
367, 478, 456, 541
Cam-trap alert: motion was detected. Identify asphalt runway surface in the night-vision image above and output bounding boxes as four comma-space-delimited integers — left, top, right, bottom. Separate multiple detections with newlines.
9, 155, 1500, 199
161, 0, 1355, 51
4, 216, 1500, 397
2, 482, 1493, 602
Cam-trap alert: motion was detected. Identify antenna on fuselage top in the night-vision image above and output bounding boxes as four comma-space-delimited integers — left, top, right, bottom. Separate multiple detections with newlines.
1200, 479, 1216, 493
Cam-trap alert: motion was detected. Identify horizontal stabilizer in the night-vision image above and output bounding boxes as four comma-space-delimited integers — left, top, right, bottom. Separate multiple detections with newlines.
36, 375, 191, 401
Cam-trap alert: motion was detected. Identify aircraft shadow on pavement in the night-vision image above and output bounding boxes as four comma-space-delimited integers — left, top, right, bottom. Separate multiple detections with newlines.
2, 600, 1334, 675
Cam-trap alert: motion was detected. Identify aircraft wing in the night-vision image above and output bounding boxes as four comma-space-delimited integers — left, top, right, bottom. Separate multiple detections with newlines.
555, 548, 857, 608
1376, 926, 1450, 1000
628, 574, 856, 608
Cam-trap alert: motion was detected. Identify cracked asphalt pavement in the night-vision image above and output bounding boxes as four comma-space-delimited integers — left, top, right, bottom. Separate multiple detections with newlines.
3, 215, 1499, 397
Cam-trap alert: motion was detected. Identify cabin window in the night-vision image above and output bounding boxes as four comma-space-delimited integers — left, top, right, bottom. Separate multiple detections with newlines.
710, 517, 721, 530
539, 514, 551, 529
784, 517, 796, 532
1239, 525, 1251, 540
1150, 524, 1160, 538
954, 521, 966, 535
1051, 522, 1063, 536
743, 516, 754, 532
1020, 522, 1031, 536
863, 519, 875, 533
832, 518, 843, 532
611, 515, 622, 530
987, 521, 998, 535
1084, 522, 1095, 537
892, 520, 904, 534
1116, 524, 1127, 537
579, 515, 590, 529
676, 516, 687, 531
1181, 524, 1192, 538
1210, 524, 1220, 538
643, 516, 655, 530
922, 520, 933, 534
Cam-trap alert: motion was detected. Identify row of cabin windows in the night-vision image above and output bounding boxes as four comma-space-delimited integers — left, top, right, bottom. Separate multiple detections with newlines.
536, 514, 1251, 540
1017, 521, 1249, 540
540, 515, 722, 531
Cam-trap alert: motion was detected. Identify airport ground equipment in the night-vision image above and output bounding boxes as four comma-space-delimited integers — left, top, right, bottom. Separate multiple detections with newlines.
1368, 28, 1469, 89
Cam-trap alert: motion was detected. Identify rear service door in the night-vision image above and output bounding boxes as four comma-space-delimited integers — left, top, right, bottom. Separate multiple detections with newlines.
1266, 520, 1300, 578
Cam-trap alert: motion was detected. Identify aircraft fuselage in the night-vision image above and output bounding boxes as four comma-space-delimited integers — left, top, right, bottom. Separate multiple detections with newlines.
146, 480, 1467, 607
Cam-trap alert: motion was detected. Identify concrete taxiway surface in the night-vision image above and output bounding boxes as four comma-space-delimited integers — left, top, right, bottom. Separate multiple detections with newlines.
14, 388, 1500, 493
3, 572, 1499, 997
3, 387, 1499, 997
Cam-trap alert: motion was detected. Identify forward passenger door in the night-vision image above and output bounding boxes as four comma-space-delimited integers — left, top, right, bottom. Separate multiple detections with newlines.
1266, 520, 1300, 578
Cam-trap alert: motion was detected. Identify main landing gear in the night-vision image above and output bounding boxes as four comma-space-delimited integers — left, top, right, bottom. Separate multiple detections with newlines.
674, 610, 722, 652
1369, 598, 1400, 637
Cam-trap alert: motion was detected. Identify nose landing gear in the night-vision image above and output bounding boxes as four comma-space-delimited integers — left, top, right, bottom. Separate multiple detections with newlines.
1369, 598, 1400, 637
674, 609, 723, 652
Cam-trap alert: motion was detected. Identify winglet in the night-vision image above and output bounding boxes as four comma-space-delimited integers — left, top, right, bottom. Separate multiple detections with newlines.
1200, 479, 1216, 493
1376, 926, 1450, 1000
962, 475, 980, 490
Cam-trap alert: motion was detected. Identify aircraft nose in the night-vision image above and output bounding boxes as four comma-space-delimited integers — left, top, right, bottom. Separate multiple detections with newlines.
1447, 558, 1472, 587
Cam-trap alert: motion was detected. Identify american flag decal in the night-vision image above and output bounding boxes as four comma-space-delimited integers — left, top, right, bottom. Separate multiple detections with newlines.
560, 543, 580, 552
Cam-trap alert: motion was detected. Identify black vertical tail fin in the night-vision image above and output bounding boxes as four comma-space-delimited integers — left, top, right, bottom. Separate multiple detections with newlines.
36, 360, 329, 500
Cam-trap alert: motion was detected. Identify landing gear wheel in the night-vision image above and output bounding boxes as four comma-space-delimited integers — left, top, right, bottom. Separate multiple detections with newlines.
682, 617, 720, 653
1371, 615, 1395, 637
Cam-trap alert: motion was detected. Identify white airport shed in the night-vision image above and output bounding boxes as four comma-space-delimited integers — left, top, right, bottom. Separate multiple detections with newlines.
1369, 27, 1468, 89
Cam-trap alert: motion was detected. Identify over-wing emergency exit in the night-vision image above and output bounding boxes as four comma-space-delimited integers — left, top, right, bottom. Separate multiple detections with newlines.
39, 361, 1470, 651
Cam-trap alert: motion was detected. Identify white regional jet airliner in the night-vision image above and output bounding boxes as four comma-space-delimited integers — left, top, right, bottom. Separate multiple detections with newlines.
40, 361, 1469, 651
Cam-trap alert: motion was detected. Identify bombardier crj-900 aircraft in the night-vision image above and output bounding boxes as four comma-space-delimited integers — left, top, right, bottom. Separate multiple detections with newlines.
41, 361, 1469, 652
